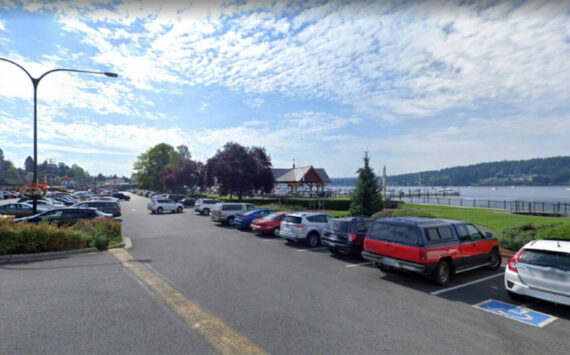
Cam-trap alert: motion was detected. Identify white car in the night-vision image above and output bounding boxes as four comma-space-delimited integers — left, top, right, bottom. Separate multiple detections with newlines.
147, 198, 184, 214
505, 239, 570, 306
279, 212, 333, 247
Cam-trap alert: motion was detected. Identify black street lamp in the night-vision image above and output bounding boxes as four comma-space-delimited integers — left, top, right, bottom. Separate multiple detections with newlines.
0, 57, 118, 213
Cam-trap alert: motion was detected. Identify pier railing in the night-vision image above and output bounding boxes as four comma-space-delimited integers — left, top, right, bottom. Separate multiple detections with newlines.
398, 196, 570, 216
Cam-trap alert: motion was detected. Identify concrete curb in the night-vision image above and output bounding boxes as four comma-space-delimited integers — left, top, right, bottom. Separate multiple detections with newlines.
0, 237, 130, 265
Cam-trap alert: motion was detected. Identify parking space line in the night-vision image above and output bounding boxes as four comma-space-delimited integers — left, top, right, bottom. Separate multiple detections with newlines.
345, 261, 374, 268
296, 247, 327, 252
430, 273, 504, 296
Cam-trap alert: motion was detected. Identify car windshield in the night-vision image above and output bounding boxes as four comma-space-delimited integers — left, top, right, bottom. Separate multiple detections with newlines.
520, 249, 570, 271
263, 213, 278, 220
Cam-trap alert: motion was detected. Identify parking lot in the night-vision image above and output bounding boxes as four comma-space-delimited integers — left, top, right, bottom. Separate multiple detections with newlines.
116, 194, 570, 354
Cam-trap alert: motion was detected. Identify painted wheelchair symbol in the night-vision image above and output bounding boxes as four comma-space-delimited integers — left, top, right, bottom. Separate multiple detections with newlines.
491, 306, 534, 321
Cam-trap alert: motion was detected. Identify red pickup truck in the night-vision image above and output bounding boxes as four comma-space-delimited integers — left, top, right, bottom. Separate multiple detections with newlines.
362, 217, 501, 286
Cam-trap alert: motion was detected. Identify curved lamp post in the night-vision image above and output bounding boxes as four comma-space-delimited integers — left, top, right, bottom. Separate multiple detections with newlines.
0, 57, 118, 213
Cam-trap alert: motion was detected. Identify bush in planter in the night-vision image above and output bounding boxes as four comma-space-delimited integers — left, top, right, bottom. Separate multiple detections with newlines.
499, 223, 561, 251
536, 224, 570, 241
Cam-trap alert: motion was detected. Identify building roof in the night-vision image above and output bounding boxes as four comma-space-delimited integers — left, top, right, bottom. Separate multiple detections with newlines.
271, 166, 331, 184
0, 171, 30, 186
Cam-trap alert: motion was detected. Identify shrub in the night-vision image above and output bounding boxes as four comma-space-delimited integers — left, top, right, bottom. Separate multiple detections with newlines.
217, 197, 351, 211
371, 210, 394, 219
0, 219, 122, 255
499, 223, 559, 251
536, 224, 570, 241
391, 209, 436, 218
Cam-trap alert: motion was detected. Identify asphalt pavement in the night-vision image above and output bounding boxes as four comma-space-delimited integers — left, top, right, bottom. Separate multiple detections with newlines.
2, 194, 569, 354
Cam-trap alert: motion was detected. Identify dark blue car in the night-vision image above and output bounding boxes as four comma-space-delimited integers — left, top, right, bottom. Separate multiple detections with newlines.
234, 208, 275, 229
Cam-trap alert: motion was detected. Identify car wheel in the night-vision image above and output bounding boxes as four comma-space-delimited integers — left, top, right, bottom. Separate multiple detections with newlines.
487, 250, 501, 270
433, 260, 451, 286
157, 207, 163, 214
227, 216, 235, 226
177, 207, 183, 213
203, 208, 209, 216
306, 232, 319, 248
272, 227, 280, 237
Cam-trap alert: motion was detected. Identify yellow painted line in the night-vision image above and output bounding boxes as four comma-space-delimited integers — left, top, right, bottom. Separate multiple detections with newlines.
109, 248, 267, 355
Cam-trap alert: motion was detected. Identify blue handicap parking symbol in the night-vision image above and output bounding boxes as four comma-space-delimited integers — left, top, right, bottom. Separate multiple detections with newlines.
474, 299, 557, 327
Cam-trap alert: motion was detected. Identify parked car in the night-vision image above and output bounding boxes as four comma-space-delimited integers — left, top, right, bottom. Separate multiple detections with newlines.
50, 196, 76, 206
112, 192, 131, 201
17, 199, 58, 209
166, 194, 186, 202
505, 239, 570, 306
211, 202, 256, 225
0, 203, 51, 217
250, 212, 288, 237
194, 199, 219, 216
322, 217, 375, 257
362, 217, 501, 286
0, 191, 4, 199
234, 208, 275, 229
147, 199, 184, 214
180, 198, 196, 207
74, 200, 122, 217
13, 207, 112, 226
279, 212, 333, 247
144, 191, 153, 198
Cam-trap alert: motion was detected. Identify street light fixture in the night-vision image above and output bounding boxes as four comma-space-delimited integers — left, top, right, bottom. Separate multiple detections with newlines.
0, 57, 118, 213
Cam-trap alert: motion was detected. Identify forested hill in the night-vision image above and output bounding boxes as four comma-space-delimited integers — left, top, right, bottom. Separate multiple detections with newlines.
331, 157, 570, 186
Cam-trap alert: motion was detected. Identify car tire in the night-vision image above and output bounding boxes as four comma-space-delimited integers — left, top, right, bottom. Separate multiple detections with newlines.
157, 207, 163, 214
487, 250, 501, 270
433, 260, 451, 286
227, 216, 235, 226
203, 208, 209, 216
177, 207, 183, 213
306, 232, 320, 248
272, 227, 280, 238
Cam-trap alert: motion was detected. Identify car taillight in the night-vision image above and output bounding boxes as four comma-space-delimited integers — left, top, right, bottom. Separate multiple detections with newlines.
419, 247, 427, 261
348, 233, 357, 241
508, 249, 525, 273
218, 211, 222, 217
293, 223, 305, 228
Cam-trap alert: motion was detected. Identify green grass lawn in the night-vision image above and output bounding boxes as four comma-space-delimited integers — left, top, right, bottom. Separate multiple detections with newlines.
401, 204, 570, 237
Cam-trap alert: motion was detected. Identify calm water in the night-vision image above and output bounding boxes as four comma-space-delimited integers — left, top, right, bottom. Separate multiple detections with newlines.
329, 185, 570, 203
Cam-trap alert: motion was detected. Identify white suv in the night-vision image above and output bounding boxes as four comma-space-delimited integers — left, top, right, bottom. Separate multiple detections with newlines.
280, 212, 332, 248
194, 199, 219, 215
505, 239, 570, 306
147, 199, 184, 214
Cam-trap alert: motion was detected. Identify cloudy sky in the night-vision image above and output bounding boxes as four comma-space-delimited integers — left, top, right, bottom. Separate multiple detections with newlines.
0, 0, 569, 178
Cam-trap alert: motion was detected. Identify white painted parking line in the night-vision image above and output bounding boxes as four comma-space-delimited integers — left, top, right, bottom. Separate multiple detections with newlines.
131, 209, 137, 212
345, 261, 374, 268
296, 247, 327, 252
430, 273, 504, 296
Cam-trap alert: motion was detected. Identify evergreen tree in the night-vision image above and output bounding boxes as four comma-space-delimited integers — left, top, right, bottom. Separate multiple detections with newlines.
350, 152, 382, 217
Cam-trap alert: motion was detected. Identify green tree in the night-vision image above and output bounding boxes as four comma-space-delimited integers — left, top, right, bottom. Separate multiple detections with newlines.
132, 143, 180, 190
350, 152, 383, 217
24, 156, 34, 173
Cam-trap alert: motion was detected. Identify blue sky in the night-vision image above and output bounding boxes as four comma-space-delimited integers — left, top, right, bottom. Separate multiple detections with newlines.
0, 0, 569, 178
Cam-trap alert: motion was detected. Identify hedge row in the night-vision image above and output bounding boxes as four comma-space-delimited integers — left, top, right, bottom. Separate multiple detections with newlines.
500, 223, 570, 251
0, 219, 122, 255
217, 197, 352, 211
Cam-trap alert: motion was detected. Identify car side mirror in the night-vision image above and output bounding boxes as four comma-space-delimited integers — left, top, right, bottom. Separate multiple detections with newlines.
485, 232, 493, 239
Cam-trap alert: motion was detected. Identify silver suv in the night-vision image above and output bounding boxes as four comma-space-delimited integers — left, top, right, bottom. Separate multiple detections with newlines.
280, 212, 332, 247
211, 202, 256, 225
147, 199, 184, 214
194, 199, 219, 215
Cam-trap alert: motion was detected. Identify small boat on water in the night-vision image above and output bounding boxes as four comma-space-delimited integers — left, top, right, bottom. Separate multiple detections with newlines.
491, 187, 498, 191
